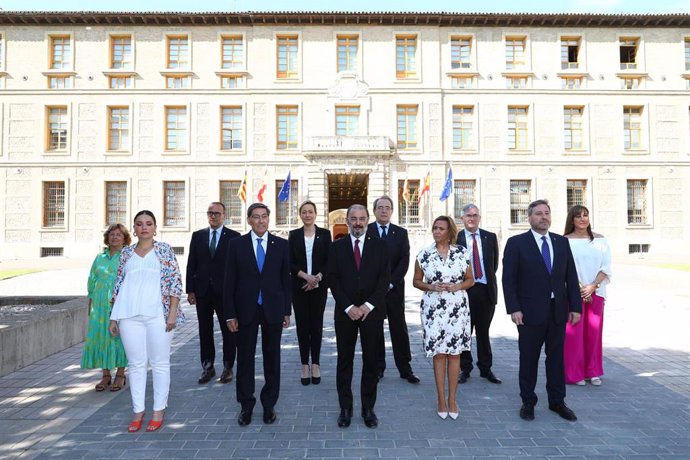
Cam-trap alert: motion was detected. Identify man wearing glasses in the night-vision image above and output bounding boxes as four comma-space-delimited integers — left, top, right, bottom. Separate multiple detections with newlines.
186, 202, 240, 385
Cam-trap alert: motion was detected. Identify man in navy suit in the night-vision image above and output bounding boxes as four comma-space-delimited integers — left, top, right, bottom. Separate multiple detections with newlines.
186, 202, 241, 384
457, 204, 501, 385
224, 203, 291, 426
330, 204, 390, 429
366, 195, 419, 384
502, 199, 581, 422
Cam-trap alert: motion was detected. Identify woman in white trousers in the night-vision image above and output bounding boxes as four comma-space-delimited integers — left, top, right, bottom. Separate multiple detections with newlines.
109, 210, 185, 433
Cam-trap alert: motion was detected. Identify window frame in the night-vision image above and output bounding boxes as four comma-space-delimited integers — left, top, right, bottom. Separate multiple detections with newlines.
220, 105, 244, 152
42, 180, 67, 229
396, 104, 419, 151
507, 105, 530, 152
48, 33, 73, 71
560, 36, 581, 70
104, 180, 129, 226
452, 179, 477, 222
107, 105, 131, 153
451, 105, 475, 151
109, 34, 134, 70
626, 178, 652, 227
563, 105, 586, 152
275, 33, 300, 80
220, 34, 245, 71
619, 36, 641, 70
335, 105, 360, 136
47, 74, 74, 89
0, 32, 6, 72
164, 105, 190, 153
276, 104, 300, 151
623, 105, 647, 152
275, 179, 299, 227
398, 179, 420, 226
395, 33, 420, 81
219, 180, 244, 227
162, 180, 188, 228
685, 37, 690, 71
336, 33, 360, 73
566, 179, 588, 211
504, 35, 528, 71
509, 179, 533, 226
44, 105, 70, 154
165, 33, 191, 70
450, 35, 473, 70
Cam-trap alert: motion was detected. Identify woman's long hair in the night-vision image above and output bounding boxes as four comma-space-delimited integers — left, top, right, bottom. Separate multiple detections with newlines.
564, 205, 594, 241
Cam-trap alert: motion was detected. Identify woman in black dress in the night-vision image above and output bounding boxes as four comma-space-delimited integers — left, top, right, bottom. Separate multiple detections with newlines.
289, 201, 332, 385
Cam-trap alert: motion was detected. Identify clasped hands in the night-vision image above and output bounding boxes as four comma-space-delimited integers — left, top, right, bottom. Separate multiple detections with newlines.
429, 282, 457, 293
580, 283, 596, 304
301, 273, 320, 291
347, 304, 371, 321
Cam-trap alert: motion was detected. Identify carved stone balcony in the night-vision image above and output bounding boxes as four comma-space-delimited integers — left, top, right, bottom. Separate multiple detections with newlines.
304, 136, 394, 155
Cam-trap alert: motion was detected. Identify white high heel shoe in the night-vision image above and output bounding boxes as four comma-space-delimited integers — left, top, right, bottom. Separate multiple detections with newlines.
437, 411, 448, 420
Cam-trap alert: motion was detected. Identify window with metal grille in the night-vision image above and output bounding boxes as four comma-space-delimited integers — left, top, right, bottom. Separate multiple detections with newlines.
453, 180, 476, 222
620, 37, 639, 69
105, 181, 127, 225
219, 180, 243, 226
397, 105, 418, 150
276, 105, 298, 150
47, 106, 68, 151
566, 180, 587, 210
163, 181, 186, 227
275, 180, 298, 226
172, 247, 185, 256
108, 107, 129, 151
510, 180, 531, 225
564, 106, 584, 150
337, 35, 358, 72
623, 106, 642, 150
41, 247, 64, 257
167, 35, 189, 68
221, 35, 243, 70
452, 106, 473, 150
396, 35, 417, 79
561, 37, 580, 69
627, 179, 648, 225
276, 35, 298, 79
43, 181, 65, 227
508, 106, 528, 150
628, 244, 650, 254
221, 107, 243, 150
110, 35, 132, 69
335, 106, 359, 136
450, 36, 471, 69
398, 180, 420, 225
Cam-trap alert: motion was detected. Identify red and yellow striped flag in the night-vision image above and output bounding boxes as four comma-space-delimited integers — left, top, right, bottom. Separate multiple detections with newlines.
418, 171, 431, 204
237, 170, 247, 203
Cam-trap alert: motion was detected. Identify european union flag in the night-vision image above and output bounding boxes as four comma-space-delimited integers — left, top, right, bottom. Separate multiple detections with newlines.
439, 166, 453, 202
278, 171, 291, 202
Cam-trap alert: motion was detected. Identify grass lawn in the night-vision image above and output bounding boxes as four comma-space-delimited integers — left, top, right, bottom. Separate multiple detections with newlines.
0, 269, 42, 280
657, 264, 690, 272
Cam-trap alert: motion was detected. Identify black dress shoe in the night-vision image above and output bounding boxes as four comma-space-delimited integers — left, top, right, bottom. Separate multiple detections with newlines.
263, 408, 277, 424
218, 368, 233, 384
400, 373, 420, 384
337, 408, 352, 428
458, 371, 470, 384
237, 409, 252, 426
549, 402, 577, 421
519, 403, 535, 421
198, 368, 216, 384
362, 409, 378, 428
480, 371, 502, 384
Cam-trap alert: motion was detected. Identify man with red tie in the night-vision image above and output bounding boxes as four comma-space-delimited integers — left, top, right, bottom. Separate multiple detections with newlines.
456, 204, 501, 385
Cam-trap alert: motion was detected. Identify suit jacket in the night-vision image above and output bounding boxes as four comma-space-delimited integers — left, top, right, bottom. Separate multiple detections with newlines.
223, 232, 292, 326
328, 235, 390, 322
288, 225, 332, 296
186, 226, 241, 299
366, 222, 410, 292
457, 228, 499, 305
502, 230, 582, 326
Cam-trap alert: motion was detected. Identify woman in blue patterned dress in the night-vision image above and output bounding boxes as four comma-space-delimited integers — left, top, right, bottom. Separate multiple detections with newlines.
413, 216, 474, 420
81, 224, 130, 392
109, 210, 185, 433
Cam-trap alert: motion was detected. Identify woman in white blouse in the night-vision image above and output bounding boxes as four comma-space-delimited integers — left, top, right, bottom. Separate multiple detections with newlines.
563, 205, 612, 386
109, 210, 184, 432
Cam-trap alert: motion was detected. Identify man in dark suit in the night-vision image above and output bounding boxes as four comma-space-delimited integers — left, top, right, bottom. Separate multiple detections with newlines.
456, 204, 501, 385
186, 202, 241, 384
502, 199, 582, 422
366, 195, 419, 384
224, 203, 291, 426
329, 204, 390, 429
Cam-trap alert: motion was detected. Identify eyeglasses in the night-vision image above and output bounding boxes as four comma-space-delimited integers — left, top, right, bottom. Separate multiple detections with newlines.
207, 211, 222, 217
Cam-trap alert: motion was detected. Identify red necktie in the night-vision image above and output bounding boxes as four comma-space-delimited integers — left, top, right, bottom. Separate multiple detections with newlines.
354, 238, 361, 271
472, 233, 483, 279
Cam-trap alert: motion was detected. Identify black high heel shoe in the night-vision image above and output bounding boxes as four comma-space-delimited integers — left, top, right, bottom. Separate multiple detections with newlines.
301, 366, 311, 385
311, 364, 321, 385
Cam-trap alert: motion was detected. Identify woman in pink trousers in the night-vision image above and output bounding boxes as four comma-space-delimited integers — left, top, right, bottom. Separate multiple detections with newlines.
563, 205, 612, 386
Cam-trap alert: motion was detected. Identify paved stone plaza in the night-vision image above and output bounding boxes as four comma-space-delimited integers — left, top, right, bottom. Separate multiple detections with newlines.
1, 261, 689, 459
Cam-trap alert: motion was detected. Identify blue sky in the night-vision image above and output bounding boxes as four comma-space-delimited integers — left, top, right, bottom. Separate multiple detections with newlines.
1, 0, 689, 13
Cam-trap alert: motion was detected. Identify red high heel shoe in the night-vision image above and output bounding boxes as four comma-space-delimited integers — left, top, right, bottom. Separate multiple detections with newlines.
146, 414, 165, 432
128, 413, 145, 433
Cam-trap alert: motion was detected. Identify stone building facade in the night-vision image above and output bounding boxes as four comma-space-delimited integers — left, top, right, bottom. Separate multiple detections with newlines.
0, 12, 688, 260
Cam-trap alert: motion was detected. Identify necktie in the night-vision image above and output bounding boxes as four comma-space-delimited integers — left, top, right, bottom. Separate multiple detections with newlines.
354, 238, 361, 271
472, 233, 483, 279
380, 225, 388, 238
256, 238, 265, 304
541, 236, 552, 274
209, 230, 217, 257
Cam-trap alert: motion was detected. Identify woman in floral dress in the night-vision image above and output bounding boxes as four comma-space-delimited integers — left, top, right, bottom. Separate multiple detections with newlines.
81, 224, 130, 392
413, 216, 474, 420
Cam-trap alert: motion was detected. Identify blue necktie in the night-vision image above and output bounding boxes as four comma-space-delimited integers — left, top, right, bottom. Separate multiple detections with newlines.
256, 238, 265, 304
541, 236, 552, 274
380, 225, 388, 238
209, 230, 217, 257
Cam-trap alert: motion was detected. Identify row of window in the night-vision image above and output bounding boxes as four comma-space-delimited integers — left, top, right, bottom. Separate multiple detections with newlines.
42, 103, 681, 153
40, 178, 651, 229
1, 33, 690, 89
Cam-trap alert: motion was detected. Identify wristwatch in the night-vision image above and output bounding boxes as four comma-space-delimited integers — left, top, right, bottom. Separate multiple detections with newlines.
595, 283, 601, 289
